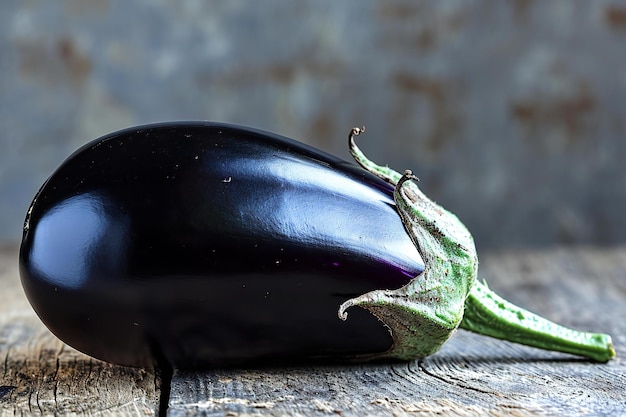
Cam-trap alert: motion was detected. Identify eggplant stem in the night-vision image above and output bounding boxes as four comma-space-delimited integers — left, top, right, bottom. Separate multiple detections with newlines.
460, 280, 616, 362
347, 126, 615, 363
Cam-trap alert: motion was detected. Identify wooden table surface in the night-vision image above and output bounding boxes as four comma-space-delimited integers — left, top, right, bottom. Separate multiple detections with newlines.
1, 243, 624, 416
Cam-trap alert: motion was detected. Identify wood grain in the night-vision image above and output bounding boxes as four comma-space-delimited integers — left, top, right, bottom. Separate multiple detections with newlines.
0, 245, 162, 417
167, 247, 626, 416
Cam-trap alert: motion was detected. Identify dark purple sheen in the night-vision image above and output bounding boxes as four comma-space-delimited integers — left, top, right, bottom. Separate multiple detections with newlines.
19, 122, 424, 368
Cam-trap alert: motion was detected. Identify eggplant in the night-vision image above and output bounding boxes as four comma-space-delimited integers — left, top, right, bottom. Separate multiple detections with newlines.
19, 122, 425, 368
20, 122, 615, 368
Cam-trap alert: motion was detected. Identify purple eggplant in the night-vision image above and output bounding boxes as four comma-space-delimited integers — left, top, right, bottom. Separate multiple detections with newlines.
19, 122, 425, 368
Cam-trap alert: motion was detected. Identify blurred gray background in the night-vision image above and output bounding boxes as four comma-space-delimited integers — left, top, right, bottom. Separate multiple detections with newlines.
1, 1, 625, 250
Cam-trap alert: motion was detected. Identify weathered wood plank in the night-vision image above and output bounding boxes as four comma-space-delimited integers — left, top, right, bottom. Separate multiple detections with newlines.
167, 247, 626, 416
0, 245, 162, 417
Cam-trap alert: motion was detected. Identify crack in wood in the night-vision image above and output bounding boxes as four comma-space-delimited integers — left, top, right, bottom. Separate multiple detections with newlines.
0, 385, 15, 401
158, 365, 173, 417
418, 360, 498, 396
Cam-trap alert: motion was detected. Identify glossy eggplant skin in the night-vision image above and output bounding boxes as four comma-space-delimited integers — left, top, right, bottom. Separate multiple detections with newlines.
19, 122, 424, 368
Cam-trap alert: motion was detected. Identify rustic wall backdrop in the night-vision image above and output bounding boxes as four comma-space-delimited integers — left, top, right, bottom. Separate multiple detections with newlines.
1, 1, 625, 249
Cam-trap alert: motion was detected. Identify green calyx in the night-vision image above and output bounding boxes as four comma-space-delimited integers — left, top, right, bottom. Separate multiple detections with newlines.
338, 127, 615, 363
